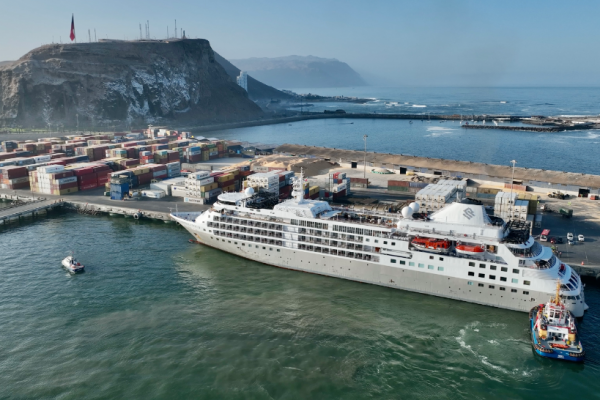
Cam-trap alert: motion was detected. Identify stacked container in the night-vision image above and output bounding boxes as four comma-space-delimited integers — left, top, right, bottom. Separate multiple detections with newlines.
0, 166, 30, 189
494, 192, 519, 221
166, 162, 181, 178
415, 180, 466, 213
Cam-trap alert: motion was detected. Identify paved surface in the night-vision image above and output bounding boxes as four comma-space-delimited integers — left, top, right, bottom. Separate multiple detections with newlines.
0, 199, 61, 221
0, 188, 209, 215
533, 196, 600, 269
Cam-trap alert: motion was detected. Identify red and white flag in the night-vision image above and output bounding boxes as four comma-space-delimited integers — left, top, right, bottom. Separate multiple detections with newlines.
69, 14, 76, 41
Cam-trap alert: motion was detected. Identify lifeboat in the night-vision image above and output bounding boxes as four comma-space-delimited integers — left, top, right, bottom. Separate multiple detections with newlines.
411, 237, 450, 253
455, 243, 485, 256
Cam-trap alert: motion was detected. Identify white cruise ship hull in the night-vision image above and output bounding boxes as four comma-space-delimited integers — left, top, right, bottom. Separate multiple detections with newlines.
173, 213, 585, 317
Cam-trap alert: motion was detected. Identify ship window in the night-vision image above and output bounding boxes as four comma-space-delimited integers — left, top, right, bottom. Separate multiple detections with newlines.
489, 275, 496, 280
242, 243, 245, 246
438, 266, 444, 271
392, 242, 396, 246
469, 262, 475, 267
409, 262, 415, 266
439, 257, 444, 261
523, 291, 529, 295
256, 245, 259, 248
511, 289, 517, 293
513, 269, 519, 274
418, 263, 424, 268
428, 265, 434, 270
375, 240, 379, 243
391, 259, 397, 264
524, 280, 531, 286
384, 241, 388, 245
468, 281, 473, 286
269, 248, 272, 251
489, 285, 495, 289
429, 256, 434, 260
366, 239, 370, 242
262, 247, 266, 250
478, 273, 485, 278
500, 287, 506, 291
501, 267, 508, 272
479, 264, 486, 269
468, 272, 474, 276
277, 249, 280, 252
500, 277, 507, 282
400, 261, 405, 265
490, 265, 497, 270
228, 241, 231, 243
478, 283, 484, 287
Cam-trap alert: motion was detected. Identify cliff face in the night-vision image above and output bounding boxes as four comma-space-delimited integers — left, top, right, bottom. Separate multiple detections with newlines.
0, 39, 264, 128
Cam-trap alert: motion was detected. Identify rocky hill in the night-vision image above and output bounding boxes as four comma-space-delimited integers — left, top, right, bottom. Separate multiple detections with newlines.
229, 55, 367, 88
213, 52, 293, 101
0, 39, 264, 128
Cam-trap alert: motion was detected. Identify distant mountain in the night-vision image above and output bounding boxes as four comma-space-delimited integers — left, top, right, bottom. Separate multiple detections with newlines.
229, 55, 367, 88
213, 52, 293, 101
0, 61, 14, 67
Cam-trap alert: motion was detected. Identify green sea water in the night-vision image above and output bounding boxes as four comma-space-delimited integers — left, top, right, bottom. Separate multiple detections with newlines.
1, 213, 599, 399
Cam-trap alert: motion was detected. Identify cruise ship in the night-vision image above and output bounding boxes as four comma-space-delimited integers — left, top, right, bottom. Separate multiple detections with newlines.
172, 174, 588, 317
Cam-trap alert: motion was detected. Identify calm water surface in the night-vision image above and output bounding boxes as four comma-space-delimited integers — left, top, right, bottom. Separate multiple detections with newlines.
200, 118, 600, 175
1, 214, 599, 399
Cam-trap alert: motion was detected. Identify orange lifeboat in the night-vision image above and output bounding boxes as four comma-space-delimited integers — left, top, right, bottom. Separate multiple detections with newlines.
455, 243, 485, 256
411, 237, 450, 253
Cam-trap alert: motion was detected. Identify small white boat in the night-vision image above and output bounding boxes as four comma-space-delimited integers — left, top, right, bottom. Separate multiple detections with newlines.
62, 255, 85, 273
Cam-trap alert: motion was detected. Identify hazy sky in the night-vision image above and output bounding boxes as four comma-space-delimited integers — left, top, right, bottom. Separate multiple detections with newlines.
1, 0, 599, 86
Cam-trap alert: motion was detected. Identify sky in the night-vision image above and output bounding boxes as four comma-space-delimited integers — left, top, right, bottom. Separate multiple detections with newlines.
1, 0, 600, 86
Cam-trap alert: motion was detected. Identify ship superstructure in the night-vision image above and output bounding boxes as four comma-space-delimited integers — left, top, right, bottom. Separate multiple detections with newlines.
172, 174, 587, 317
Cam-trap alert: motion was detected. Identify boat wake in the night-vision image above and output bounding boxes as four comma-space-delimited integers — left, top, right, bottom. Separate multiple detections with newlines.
455, 322, 538, 380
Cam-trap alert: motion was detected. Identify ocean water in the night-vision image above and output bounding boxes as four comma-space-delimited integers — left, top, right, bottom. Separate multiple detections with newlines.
199, 118, 600, 175
1, 213, 599, 399
284, 86, 600, 116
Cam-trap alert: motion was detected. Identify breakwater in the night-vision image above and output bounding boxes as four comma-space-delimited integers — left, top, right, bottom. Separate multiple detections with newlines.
462, 124, 591, 132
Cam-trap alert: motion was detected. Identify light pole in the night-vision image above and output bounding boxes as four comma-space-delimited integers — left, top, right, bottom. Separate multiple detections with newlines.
510, 160, 517, 215
363, 134, 368, 179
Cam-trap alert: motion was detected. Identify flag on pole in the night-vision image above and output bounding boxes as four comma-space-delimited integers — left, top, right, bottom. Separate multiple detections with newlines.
70, 14, 76, 41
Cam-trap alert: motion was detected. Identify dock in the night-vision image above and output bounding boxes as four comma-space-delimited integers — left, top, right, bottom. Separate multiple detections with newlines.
0, 188, 208, 228
0, 195, 64, 225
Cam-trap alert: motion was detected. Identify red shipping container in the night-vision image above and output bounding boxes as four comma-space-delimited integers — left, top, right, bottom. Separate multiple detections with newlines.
0, 166, 28, 179
137, 172, 153, 185
77, 173, 97, 183
79, 182, 99, 191
50, 153, 66, 159
51, 181, 78, 190
97, 175, 110, 185
72, 167, 95, 176
49, 171, 74, 180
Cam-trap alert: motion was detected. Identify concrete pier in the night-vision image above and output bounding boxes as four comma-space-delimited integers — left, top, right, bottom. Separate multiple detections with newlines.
0, 196, 64, 225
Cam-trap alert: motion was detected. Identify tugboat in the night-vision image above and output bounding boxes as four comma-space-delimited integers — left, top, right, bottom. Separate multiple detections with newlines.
61, 253, 85, 273
530, 281, 585, 362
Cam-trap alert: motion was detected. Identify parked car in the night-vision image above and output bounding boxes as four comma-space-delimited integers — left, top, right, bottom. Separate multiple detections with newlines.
555, 237, 563, 244
578, 234, 585, 242
550, 237, 557, 244
567, 233, 574, 241
568, 240, 575, 246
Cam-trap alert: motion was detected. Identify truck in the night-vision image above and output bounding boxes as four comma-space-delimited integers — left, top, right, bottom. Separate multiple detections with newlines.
559, 208, 573, 218
547, 191, 570, 200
